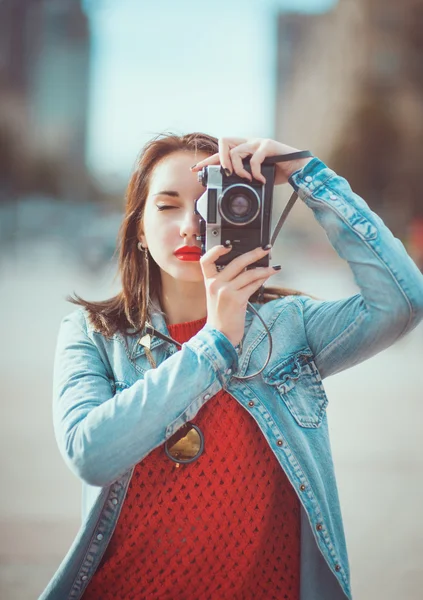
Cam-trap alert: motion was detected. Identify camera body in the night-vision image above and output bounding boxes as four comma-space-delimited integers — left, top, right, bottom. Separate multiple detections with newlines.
195, 158, 276, 268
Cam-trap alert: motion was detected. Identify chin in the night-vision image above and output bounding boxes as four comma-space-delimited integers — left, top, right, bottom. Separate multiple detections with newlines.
160, 261, 203, 284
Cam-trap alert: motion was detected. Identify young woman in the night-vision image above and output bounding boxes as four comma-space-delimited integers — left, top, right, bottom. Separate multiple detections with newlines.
40, 133, 423, 600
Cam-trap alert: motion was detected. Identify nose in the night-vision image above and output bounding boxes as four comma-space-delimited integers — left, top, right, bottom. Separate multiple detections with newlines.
180, 207, 201, 241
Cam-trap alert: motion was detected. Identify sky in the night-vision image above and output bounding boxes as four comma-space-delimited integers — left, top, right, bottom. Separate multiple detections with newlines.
84, 0, 336, 184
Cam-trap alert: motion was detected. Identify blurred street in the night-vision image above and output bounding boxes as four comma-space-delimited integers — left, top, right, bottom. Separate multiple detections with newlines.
0, 240, 422, 600
2, 1, 423, 598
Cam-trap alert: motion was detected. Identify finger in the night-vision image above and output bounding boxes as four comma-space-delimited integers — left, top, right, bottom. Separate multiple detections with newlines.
249, 147, 268, 184
218, 137, 234, 176
228, 140, 262, 181
199, 244, 232, 279
217, 246, 271, 282
239, 276, 273, 302
232, 266, 278, 290
191, 153, 220, 171
218, 137, 248, 175
229, 148, 253, 182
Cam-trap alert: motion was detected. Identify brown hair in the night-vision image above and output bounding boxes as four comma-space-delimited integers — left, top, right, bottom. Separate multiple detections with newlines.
69, 132, 307, 337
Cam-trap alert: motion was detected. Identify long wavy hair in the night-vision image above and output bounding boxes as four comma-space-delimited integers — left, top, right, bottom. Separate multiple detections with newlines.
69, 132, 306, 337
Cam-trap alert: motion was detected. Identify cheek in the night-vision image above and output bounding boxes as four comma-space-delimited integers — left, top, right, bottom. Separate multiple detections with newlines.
144, 211, 175, 250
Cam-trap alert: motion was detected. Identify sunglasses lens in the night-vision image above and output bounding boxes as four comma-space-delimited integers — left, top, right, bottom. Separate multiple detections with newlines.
165, 424, 203, 463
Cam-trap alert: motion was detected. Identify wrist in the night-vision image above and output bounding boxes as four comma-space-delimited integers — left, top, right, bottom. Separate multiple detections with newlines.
284, 157, 314, 178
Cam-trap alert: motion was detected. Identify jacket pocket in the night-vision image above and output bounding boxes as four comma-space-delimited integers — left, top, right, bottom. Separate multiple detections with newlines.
263, 349, 328, 428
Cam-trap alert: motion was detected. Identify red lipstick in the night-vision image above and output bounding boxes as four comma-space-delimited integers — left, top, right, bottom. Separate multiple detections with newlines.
174, 245, 202, 262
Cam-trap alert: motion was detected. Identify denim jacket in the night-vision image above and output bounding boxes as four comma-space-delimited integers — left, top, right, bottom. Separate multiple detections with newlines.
40, 159, 423, 600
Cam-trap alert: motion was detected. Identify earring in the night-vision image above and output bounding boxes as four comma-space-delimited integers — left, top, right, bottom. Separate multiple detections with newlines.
138, 242, 150, 307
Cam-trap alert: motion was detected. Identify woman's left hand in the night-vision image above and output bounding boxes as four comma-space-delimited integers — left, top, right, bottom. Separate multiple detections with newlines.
190, 137, 313, 185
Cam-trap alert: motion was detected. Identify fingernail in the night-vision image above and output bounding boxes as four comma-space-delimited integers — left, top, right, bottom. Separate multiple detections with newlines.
224, 168, 232, 177
272, 264, 282, 270
262, 244, 272, 250
223, 240, 232, 248
190, 164, 197, 169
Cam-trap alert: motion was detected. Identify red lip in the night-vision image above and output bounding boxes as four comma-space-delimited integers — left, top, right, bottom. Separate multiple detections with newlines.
174, 245, 202, 257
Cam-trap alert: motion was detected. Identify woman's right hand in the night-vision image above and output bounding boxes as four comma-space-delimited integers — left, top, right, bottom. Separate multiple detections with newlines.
200, 245, 279, 347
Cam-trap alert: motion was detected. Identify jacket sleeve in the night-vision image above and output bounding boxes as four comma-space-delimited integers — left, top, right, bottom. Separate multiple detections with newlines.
52, 310, 238, 487
288, 158, 423, 380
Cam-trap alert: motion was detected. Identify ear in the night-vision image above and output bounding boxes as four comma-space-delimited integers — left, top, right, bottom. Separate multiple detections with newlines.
137, 224, 148, 249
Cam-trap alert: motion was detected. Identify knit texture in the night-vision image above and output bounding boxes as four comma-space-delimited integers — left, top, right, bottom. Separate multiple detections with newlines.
83, 316, 301, 600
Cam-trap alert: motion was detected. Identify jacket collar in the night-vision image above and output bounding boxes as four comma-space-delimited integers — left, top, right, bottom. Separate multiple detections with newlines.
130, 309, 170, 360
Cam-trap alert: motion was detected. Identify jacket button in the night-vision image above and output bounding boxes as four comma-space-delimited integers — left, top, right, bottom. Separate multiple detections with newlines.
316, 523, 323, 531
111, 498, 118, 505
81, 575, 88, 581
248, 401, 254, 407
335, 564, 341, 572
277, 440, 283, 446
96, 533, 103, 541
300, 484, 306, 491
203, 394, 211, 400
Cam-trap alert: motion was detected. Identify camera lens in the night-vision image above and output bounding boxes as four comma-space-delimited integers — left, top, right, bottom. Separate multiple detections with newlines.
229, 194, 250, 217
219, 184, 260, 225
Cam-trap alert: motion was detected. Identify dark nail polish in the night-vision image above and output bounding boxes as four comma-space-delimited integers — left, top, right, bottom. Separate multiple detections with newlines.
224, 168, 232, 177
223, 240, 232, 248
262, 244, 272, 250
191, 164, 197, 169
272, 264, 282, 270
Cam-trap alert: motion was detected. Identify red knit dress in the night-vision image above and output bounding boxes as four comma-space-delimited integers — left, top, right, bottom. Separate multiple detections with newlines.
83, 317, 301, 600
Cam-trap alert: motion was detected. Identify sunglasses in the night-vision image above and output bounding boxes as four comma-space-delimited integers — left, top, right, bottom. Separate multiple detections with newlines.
164, 422, 204, 467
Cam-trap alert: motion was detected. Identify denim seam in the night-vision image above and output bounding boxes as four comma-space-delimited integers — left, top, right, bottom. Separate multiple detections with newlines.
184, 341, 224, 382
239, 383, 320, 510
239, 299, 296, 374
250, 401, 349, 588
165, 383, 217, 437
69, 497, 112, 597
232, 385, 349, 590
73, 315, 139, 389
299, 185, 414, 340
69, 472, 133, 598
294, 170, 336, 193
324, 183, 378, 240
311, 303, 368, 367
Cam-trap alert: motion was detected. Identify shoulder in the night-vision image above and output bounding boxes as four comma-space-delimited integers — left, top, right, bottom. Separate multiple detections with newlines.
246, 295, 310, 342
59, 307, 116, 337
58, 307, 107, 343
59, 307, 89, 333
254, 294, 310, 318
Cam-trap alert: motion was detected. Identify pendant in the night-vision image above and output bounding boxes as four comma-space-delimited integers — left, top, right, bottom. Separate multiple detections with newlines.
138, 333, 156, 369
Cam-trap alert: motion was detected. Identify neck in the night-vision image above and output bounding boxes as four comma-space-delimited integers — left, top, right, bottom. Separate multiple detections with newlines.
159, 273, 207, 325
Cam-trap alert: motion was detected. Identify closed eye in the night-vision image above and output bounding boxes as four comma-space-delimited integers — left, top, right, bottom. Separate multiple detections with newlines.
157, 205, 177, 211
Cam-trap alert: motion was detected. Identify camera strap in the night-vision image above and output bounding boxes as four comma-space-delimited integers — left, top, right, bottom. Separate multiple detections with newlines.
266, 150, 314, 246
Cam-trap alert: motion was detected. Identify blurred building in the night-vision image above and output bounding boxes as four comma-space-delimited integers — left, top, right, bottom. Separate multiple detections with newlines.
275, 0, 423, 253
0, 0, 92, 202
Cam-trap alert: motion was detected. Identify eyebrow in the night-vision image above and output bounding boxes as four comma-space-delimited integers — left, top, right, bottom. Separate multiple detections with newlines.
153, 191, 180, 197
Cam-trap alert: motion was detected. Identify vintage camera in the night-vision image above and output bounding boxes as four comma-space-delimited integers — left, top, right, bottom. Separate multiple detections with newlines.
194, 158, 276, 268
